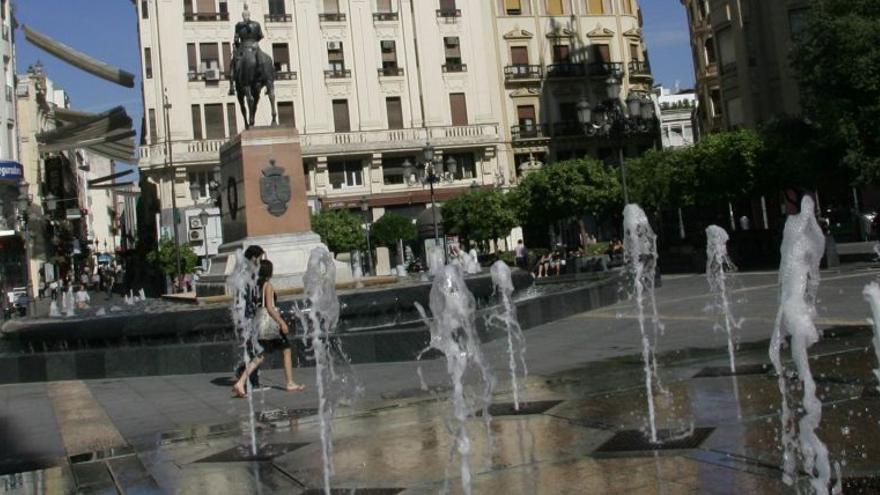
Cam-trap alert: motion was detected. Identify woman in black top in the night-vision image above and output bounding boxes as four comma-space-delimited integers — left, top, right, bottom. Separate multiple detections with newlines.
233, 259, 306, 397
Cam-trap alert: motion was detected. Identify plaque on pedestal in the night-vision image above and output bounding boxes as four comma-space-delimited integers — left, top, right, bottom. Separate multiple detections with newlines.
197, 127, 352, 296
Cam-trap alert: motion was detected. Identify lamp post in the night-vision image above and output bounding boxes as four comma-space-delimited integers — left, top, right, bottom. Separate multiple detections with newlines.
17, 181, 35, 317
198, 208, 210, 263
402, 143, 457, 264
576, 80, 656, 206
359, 196, 373, 277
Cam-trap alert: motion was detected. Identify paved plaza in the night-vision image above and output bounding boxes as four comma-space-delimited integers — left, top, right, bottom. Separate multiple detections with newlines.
3, 264, 880, 493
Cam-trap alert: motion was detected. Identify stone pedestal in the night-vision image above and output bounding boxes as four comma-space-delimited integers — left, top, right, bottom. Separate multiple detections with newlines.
197, 127, 351, 296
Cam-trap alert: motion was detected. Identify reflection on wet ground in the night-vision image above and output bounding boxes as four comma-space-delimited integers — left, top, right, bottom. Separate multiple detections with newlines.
3, 327, 879, 494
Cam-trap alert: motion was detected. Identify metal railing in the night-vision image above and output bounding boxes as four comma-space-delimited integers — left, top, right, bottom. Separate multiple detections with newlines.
276, 71, 297, 80
319, 13, 346, 22
442, 63, 467, 73
511, 124, 549, 140
324, 69, 351, 79
378, 67, 404, 77
628, 61, 651, 76
546, 63, 585, 78
552, 121, 585, 137
265, 13, 292, 23
436, 8, 462, 18
183, 12, 229, 22
504, 64, 542, 80
373, 12, 399, 21
589, 62, 624, 77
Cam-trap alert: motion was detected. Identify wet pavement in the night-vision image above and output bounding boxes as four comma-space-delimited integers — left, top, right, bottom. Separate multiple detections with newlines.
3, 264, 880, 493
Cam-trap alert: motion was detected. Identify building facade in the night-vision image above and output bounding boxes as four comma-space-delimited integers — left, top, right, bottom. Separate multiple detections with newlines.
681, 0, 807, 134
0, 0, 16, 162
655, 85, 697, 149
136, 0, 654, 251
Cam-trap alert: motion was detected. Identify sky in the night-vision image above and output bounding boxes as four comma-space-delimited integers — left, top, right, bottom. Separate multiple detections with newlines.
14, 0, 695, 154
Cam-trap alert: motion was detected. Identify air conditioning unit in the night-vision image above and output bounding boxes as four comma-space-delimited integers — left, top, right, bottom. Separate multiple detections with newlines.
328, 41, 343, 51
189, 217, 203, 229
189, 230, 203, 241
204, 68, 221, 81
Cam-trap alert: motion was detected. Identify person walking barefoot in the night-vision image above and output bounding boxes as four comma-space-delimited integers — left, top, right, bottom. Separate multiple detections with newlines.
233, 259, 305, 397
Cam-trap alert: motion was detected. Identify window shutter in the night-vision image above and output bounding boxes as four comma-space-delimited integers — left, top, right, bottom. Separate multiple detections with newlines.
196, 0, 214, 13
226, 103, 238, 136
386, 97, 403, 129
278, 102, 295, 127
204, 104, 224, 139
333, 100, 350, 132
377, 0, 392, 12
449, 93, 468, 126
588, 0, 603, 14
187, 43, 197, 72
510, 46, 529, 65
191, 105, 203, 140
517, 105, 536, 124
323, 0, 339, 13
546, 0, 563, 15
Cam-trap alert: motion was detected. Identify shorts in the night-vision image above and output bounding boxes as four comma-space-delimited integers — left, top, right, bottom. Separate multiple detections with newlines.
252, 333, 292, 356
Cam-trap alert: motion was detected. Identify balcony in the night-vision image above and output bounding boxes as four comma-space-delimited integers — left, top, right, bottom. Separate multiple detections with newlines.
442, 63, 467, 73
137, 139, 228, 170
552, 121, 584, 137
628, 61, 652, 78
373, 12, 399, 21
511, 124, 549, 141
319, 13, 346, 22
187, 69, 224, 82
183, 12, 229, 22
324, 69, 351, 79
265, 13, 292, 23
299, 124, 500, 155
378, 67, 404, 77
546, 63, 585, 78
276, 71, 298, 81
436, 9, 461, 18
589, 62, 624, 78
504, 64, 542, 81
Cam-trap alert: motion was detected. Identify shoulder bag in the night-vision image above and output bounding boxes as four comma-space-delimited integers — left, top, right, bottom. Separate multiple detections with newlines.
254, 283, 281, 340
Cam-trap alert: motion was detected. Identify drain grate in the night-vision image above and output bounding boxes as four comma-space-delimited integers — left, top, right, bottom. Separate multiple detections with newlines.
693, 363, 772, 378
593, 427, 715, 454
69, 445, 135, 465
477, 400, 563, 417
159, 421, 239, 445
194, 442, 309, 463
300, 490, 404, 495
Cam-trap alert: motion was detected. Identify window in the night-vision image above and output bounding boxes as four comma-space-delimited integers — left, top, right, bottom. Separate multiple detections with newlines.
226, 103, 238, 136
196, 0, 214, 14
546, 0, 564, 15
204, 103, 224, 139
587, 0, 605, 14
191, 105, 203, 140
268, 0, 286, 15
592, 44, 610, 63
187, 43, 198, 73
504, 0, 522, 15
448, 152, 476, 180
510, 46, 529, 65
278, 102, 295, 127
148, 108, 158, 145
184, 0, 193, 15
517, 105, 536, 127
621, 0, 632, 15
324, 0, 340, 13
144, 48, 153, 79
382, 155, 414, 185
380, 40, 398, 70
439, 0, 456, 11
200, 43, 220, 70
377, 0, 393, 12
449, 93, 468, 126
222, 43, 232, 72
328, 42, 345, 71
332, 99, 351, 132
273, 43, 290, 72
328, 160, 363, 189
630, 43, 640, 61
717, 27, 735, 67
188, 170, 210, 199
710, 89, 722, 116
444, 37, 461, 65
704, 36, 716, 65
141, 0, 148, 18
386, 97, 403, 129
552, 44, 571, 63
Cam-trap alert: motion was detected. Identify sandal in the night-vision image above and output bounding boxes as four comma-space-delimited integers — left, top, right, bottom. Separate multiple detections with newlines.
232, 383, 248, 398
286, 383, 306, 392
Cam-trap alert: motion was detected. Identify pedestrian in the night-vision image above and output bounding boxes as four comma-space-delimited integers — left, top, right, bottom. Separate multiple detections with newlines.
739, 215, 751, 231
49, 280, 58, 301
38, 279, 45, 299
514, 239, 527, 270
234, 245, 267, 391
233, 259, 305, 398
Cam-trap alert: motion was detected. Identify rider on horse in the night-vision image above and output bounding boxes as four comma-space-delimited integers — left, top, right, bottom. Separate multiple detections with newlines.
228, 6, 266, 96
227, 5, 277, 128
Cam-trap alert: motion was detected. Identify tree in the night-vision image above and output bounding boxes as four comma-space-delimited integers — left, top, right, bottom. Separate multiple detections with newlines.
371, 212, 417, 262
792, 0, 880, 182
626, 147, 696, 213
311, 209, 365, 254
147, 238, 199, 276
509, 158, 621, 247
442, 188, 518, 250
757, 117, 849, 194
688, 129, 763, 205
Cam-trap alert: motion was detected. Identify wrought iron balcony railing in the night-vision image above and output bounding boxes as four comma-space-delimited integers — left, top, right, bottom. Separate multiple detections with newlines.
373, 12, 399, 21
511, 124, 549, 140
183, 12, 229, 22
378, 67, 404, 77
504, 64, 542, 80
589, 62, 624, 77
265, 13, 292, 23
319, 13, 346, 22
324, 69, 352, 79
628, 61, 652, 76
546, 63, 586, 78
442, 63, 467, 73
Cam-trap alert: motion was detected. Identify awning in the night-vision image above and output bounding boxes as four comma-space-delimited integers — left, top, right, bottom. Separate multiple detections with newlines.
0, 161, 23, 182
23, 25, 135, 88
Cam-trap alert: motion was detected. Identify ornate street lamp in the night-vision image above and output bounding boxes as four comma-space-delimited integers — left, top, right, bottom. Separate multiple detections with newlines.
198, 208, 210, 259
359, 196, 373, 277
17, 181, 35, 316
403, 142, 457, 264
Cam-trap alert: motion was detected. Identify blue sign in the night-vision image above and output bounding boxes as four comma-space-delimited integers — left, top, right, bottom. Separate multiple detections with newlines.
0, 161, 23, 182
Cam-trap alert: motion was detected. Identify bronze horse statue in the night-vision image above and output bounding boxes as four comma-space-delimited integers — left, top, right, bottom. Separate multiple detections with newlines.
229, 7, 277, 129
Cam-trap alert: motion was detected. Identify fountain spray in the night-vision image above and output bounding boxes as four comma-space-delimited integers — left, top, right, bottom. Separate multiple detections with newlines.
623, 204, 664, 443
769, 195, 838, 494
489, 260, 527, 410
705, 225, 742, 373
415, 264, 496, 495
227, 249, 261, 456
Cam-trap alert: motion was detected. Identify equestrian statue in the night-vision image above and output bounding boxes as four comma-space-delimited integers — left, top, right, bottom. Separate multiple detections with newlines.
228, 5, 277, 128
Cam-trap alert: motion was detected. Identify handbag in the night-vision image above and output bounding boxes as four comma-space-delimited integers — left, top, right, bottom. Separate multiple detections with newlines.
253, 284, 281, 340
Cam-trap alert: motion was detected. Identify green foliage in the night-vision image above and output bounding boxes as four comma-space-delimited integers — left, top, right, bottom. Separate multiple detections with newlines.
757, 117, 849, 192
370, 212, 417, 248
442, 188, 518, 245
586, 242, 609, 256
509, 158, 621, 229
146, 238, 199, 276
311, 209, 365, 254
627, 148, 695, 211
792, 0, 880, 183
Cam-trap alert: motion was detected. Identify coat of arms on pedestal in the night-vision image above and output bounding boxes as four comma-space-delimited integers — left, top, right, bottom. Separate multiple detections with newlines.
260, 159, 292, 217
